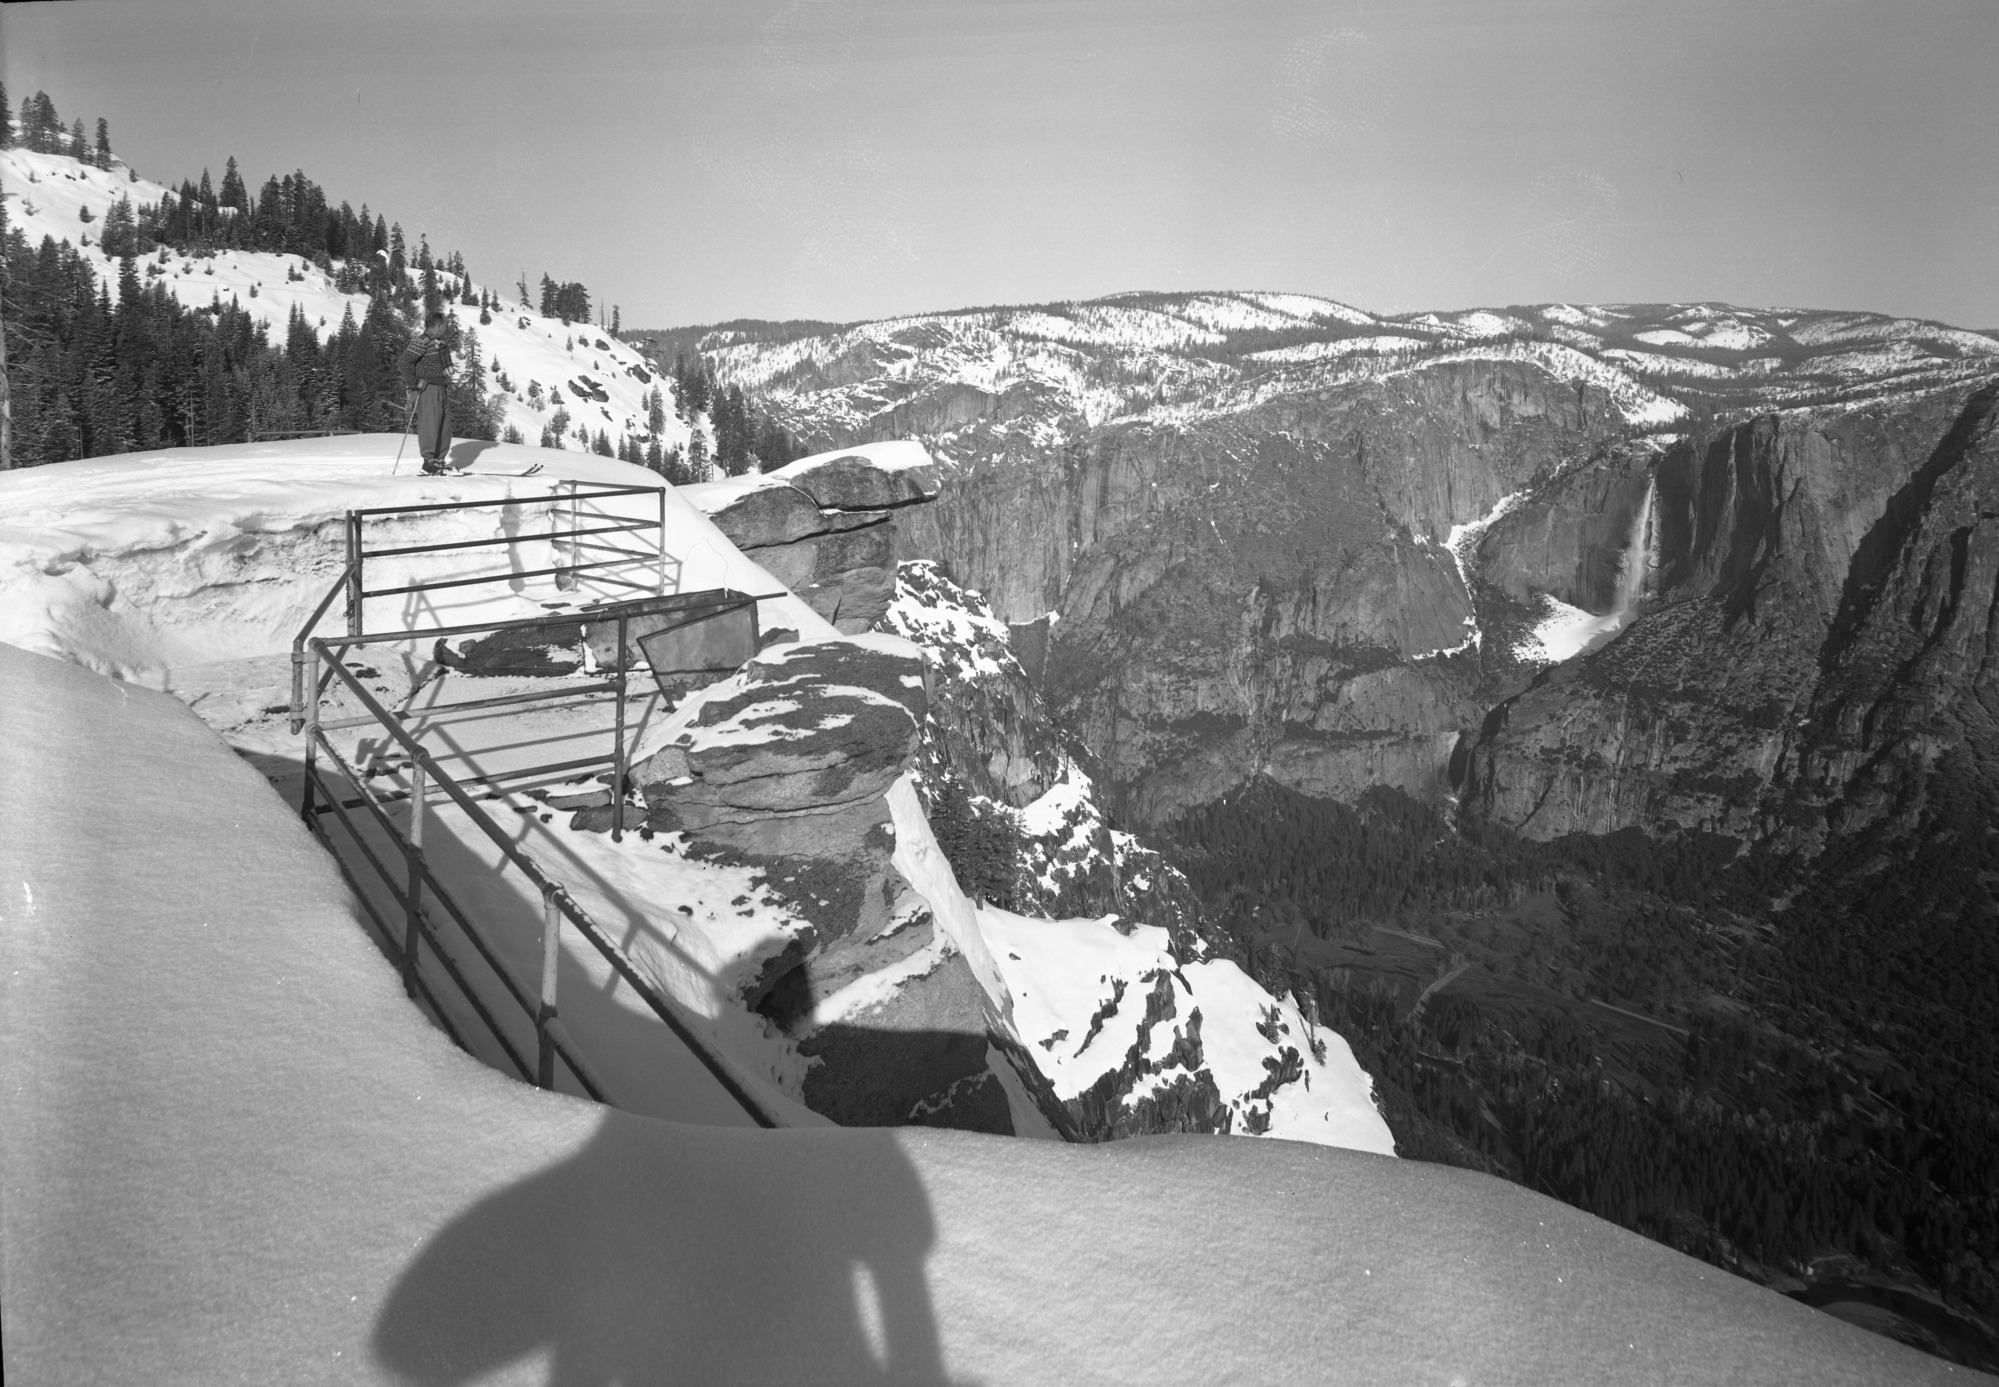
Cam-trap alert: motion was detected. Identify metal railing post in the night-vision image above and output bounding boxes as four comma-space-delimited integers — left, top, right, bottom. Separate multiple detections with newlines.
612, 611, 629, 844
299, 642, 324, 824
300, 727, 319, 824
538, 887, 560, 1089
555, 482, 578, 592
402, 758, 425, 998
656, 486, 667, 590
345, 512, 364, 637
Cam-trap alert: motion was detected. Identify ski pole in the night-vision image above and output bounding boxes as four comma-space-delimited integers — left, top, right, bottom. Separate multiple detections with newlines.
391, 390, 418, 474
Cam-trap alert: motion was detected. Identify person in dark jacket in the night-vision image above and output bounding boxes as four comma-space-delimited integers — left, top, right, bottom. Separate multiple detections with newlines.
399, 311, 454, 475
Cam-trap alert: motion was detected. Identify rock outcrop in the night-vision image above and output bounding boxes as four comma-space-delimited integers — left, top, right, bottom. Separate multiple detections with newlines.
626, 635, 1012, 1130
690, 445, 943, 635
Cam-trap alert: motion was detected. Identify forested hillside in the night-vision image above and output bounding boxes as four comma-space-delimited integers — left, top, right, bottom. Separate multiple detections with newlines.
1166, 778, 1999, 1369
0, 88, 805, 478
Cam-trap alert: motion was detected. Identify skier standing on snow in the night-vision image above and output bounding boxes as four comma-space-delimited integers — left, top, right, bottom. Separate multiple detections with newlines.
399, 311, 454, 475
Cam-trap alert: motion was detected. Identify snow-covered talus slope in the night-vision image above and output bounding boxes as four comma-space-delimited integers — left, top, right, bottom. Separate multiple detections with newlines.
1, 641, 1970, 1386
0, 145, 697, 459
875, 558, 1204, 938
863, 560, 1390, 1145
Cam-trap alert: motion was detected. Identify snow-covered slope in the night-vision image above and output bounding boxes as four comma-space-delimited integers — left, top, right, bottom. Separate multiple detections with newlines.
1, 640, 1968, 1386
0, 145, 695, 459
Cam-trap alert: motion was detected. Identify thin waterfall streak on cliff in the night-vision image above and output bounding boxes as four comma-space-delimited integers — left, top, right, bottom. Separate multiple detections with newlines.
1609, 473, 1659, 625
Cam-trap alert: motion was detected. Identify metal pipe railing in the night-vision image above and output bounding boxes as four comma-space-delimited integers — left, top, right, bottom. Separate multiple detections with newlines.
291, 560, 359, 734
286, 489, 785, 1124
362, 517, 656, 561
306, 721, 605, 1100
348, 479, 662, 519
310, 813, 472, 1056
361, 551, 653, 599
310, 641, 781, 1127
305, 755, 525, 1081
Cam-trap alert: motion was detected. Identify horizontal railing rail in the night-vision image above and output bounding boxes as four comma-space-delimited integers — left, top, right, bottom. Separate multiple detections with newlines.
347, 479, 662, 520
361, 551, 653, 600
361, 516, 656, 561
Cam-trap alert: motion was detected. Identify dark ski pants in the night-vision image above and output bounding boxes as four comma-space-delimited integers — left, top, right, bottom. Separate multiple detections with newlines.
415, 383, 451, 464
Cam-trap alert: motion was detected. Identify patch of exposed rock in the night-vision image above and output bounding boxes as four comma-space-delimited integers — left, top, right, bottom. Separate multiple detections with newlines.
629, 635, 1012, 1132
690, 447, 943, 635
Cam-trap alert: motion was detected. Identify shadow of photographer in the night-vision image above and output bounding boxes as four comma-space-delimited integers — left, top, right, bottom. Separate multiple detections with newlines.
373, 1113, 965, 1387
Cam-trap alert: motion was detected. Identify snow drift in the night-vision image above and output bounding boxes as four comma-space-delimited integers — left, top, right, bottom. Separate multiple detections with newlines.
0, 641, 1966, 1385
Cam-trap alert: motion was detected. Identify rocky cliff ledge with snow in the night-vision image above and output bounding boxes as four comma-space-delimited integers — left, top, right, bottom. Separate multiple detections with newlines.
648, 453, 1391, 1144
0, 436, 1393, 1153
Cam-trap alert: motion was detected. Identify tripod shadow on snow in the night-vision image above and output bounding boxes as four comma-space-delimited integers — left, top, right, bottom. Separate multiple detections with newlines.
372, 1113, 962, 1387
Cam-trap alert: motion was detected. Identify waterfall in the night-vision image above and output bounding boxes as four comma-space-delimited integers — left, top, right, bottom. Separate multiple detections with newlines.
1607, 472, 1658, 626
1516, 471, 1658, 664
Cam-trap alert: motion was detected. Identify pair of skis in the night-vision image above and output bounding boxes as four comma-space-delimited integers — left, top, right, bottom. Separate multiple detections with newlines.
423, 461, 545, 478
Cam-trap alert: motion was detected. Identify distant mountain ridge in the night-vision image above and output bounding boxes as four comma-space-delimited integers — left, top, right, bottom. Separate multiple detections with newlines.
675, 290, 1999, 444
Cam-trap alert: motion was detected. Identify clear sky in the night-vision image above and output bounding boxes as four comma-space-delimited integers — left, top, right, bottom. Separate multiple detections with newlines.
5, 0, 1995, 330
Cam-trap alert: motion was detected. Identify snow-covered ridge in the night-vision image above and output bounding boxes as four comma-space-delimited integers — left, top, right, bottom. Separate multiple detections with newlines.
693, 288, 1998, 455
0, 145, 696, 465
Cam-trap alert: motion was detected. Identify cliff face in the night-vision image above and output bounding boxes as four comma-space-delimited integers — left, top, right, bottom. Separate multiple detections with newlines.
666, 459, 1393, 1145
705, 294, 1999, 853
1465, 381, 1999, 845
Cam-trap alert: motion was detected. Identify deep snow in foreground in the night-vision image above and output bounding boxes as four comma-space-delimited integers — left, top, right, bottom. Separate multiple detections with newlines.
2, 642, 1975, 1386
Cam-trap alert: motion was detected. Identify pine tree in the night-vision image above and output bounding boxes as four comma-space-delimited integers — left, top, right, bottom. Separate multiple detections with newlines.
219, 156, 246, 211
0, 81, 12, 148
252, 175, 284, 249
30, 93, 60, 153
94, 117, 111, 169
100, 197, 136, 258
68, 117, 87, 161
647, 386, 665, 436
